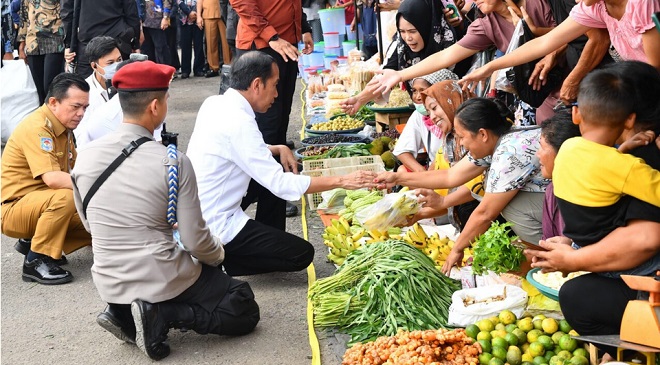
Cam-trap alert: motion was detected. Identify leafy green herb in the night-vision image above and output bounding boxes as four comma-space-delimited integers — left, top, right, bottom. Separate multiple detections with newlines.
471, 221, 525, 275
354, 105, 375, 122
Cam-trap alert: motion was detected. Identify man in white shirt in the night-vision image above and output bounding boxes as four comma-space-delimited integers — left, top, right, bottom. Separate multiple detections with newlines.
187, 51, 376, 276
74, 36, 122, 146
77, 59, 163, 146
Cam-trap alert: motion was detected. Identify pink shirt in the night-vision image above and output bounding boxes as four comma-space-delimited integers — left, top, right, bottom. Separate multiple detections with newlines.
570, 0, 660, 62
458, 0, 556, 52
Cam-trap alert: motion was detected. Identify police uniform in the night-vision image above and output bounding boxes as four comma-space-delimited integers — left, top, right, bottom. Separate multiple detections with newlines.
1, 104, 91, 260
71, 61, 259, 360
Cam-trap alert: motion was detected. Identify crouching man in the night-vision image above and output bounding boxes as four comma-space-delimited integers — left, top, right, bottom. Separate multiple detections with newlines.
71, 61, 259, 360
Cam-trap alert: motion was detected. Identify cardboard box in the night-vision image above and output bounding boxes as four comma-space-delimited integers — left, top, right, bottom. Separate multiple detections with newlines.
375, 111, 413, 132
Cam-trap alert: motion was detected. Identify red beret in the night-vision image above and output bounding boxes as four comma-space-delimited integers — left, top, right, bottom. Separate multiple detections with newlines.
112, 60, 175, 92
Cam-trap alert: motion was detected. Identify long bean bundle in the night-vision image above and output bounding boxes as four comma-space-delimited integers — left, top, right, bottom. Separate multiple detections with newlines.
309, 240, 462, 345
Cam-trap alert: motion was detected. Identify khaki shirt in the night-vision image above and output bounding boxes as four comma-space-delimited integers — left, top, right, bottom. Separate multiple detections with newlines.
1, 105, 75, 204
71, 123, 224, 304
200, 0, 220, 19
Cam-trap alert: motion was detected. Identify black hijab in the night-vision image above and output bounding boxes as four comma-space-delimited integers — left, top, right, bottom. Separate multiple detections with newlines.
395, 0, 455, 72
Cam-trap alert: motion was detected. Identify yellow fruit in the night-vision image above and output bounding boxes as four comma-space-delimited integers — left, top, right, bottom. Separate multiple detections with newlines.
556, 350, 572, 360
533, 319, 544, 331
568, 330, 579, 336
489, 358, 505, 365
542, 318, 559, 334
477, 319, 495, 332
527, 329, 543, 344
499, 310, 517, 325
529, 342, 546, 357
489, 316, 501, 325
572, 348, 588, 358
496, 323, 506, 331
518, 317, 534, 332
477, 331, 493, 342
522, 354, 534, 362
493, 329, 508, 339
551, 331, 566, 345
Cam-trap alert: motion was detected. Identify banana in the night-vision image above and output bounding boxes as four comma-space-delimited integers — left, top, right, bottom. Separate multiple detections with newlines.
324, 239, 337, 249
327, 253, 345, 266
412, 223, 428, 240
351, 228, 366, 242
339, 217, 351, 235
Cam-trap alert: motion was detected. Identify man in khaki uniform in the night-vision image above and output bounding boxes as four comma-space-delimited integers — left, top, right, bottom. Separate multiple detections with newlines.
196, 0, 231, 77
1, 73, 92, 285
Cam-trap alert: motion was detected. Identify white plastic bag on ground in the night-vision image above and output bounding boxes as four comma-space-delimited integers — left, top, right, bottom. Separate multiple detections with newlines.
447, 284, 527, 327
1, 60, 39, 144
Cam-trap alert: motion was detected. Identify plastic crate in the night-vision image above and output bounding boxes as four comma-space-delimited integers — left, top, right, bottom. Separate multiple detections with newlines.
301, 157, 386, 210
302, 155, 383, 171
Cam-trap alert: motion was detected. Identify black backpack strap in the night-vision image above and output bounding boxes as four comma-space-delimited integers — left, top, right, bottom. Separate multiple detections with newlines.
82, 137, 152, 219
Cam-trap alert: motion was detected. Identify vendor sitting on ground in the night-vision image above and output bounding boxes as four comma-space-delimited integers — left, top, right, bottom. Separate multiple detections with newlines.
393, 69, 458, 172
187, 51, 378, 277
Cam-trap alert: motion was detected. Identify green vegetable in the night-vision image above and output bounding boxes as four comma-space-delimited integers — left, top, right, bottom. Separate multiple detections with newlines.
471, 221, 525, 275
309, 240, 461, 345
354, 105, 375, 122
301, 143, 372, 160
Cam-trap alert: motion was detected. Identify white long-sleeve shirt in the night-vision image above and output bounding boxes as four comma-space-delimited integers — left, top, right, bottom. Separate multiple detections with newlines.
74, 74, 109, 146
187, 89, 312, 244
392, 111, 442, 163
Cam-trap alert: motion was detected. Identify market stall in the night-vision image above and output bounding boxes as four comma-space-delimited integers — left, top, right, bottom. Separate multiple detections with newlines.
295, 55, 659, 365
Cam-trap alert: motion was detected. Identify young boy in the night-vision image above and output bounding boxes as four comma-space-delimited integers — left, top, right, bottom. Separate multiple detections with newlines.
552, 68, 660, 251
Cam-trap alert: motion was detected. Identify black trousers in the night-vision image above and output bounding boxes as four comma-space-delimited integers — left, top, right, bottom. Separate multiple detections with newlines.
559, 274, 637, 357
27, 53, 64, 104
179, 24, 204, 75
165, 21, 180, 70
142, 27, 171, 65
109, 264, 260, 336
223, 219, 314, 276
236, 45, 299, 226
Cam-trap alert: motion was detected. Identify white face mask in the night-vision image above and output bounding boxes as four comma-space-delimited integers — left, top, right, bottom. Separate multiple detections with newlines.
413, 103, 428, 116
97, 62, 120, 80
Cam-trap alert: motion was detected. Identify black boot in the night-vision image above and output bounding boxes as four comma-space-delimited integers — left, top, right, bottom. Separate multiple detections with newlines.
131, 300, 171, 361
161, 303, 196, 332
97, 304, 136, 344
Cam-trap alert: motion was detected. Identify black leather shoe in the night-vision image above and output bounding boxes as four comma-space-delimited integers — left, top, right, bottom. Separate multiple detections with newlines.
131, 300, 171, 360
205, 70, 219, 78
14, 239, 68, 265
180, 73, 189, 79
22, 257, 73, 285
97, 305, 136, 344
286, 202, 298, 217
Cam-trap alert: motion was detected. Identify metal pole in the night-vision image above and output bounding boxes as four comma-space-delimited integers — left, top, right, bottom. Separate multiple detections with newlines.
376, 2, 384, 64
355, 2, 361, 50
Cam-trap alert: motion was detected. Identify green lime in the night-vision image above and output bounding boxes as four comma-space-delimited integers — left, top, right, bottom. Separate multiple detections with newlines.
507, 346, 523, 365
559, 334, 578, 352
572, 348, 588, 358
544, 351, 556, 362
556, 350, 572, 360
519, 317, 534, 332
466, 324, 481, 339
492, 337, 509, 349
479, 339, 493, 354
529, 342, 546, 357
479, 352, 494, 365
478, 319, 495, 332
533, 355, 548, 365
551, 331, 566, 345
505, 333, 520, 346
506, 324, 519, 333
538, 335, 554, 350
492, 346, 507, 361
513, 328, 528, 345
569, 354, 589, 365
489, 358, 505, 365
496, 323, 506, 331
559, 319, 572, 334
527, 329, 543, 343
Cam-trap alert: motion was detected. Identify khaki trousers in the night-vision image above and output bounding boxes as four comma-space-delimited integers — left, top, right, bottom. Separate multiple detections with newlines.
1, 189, 91, 259
204, 18, 231, 71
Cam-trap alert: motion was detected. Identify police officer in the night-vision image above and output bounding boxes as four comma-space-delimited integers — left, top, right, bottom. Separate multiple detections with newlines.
71, 61, 259, 361
1, 73, 92, 285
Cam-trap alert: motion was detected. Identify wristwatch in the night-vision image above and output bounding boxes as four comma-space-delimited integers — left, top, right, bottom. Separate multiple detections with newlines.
269, 34, 279, 42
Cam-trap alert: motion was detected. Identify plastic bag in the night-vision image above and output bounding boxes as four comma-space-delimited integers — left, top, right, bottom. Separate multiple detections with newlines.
466, 47, 496, 98
448, 284, 528, 327
317, 188, 347, 213
1, 60, 39, 144
495, 20, 524, 94
521, 279, 561, 316
354, 191, 420, 231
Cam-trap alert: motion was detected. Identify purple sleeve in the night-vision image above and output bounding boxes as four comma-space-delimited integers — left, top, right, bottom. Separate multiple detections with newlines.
542, 183, 565, 240
457, 17, 496, 51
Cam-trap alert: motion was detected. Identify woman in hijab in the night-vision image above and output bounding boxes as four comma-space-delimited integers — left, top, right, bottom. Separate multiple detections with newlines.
412, 80, 483, 231
341, 0, 459, 114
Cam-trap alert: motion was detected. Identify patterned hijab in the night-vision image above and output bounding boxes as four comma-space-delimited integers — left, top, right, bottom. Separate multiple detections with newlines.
395, 0, 455, 72
421, 80, 473, 128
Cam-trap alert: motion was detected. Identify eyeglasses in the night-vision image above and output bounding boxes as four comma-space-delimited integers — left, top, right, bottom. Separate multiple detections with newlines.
553, 101, 578, 111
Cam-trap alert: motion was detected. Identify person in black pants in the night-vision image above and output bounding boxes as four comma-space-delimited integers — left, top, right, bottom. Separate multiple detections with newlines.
17, 0, 65, 104
140, 0, 172, 65
177, 0, 204, 78
165, 1, 180, 72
